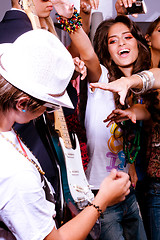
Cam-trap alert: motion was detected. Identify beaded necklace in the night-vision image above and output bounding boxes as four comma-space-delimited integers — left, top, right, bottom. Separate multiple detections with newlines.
123, 121, 141, 164
123, 95, 142, 164
0, 131, 45, 175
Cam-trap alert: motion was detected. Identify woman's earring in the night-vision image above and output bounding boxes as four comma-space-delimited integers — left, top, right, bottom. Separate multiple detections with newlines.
22, 109, 26, 113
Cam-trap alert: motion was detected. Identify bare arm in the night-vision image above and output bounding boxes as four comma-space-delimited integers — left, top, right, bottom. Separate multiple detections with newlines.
44, 170, 130, 240
68, 27, 101, 83
128, 163, 138, 188
90, 68, 160, 105
68, 0, 92, 58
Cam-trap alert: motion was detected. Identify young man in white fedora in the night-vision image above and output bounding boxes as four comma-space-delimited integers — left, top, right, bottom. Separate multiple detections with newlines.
0, 29, 130, 240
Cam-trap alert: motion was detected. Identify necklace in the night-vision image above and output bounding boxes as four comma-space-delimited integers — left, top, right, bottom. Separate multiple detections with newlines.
0, 131, 45, 175
123, 120, 141, 164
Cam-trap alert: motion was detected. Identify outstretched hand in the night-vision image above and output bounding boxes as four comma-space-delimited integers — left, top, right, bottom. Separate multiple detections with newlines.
104, 108, 137, 127
90, 77, 130, 105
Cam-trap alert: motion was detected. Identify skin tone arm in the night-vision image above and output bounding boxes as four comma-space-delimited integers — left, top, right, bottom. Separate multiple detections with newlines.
68, 0, 93, 58
80, 0, 92, 35
68, 26, 101, 83
44, 169, 130, 240
67, 0, 140, 83
90, 68, 160, 105
128, 163, 138, 188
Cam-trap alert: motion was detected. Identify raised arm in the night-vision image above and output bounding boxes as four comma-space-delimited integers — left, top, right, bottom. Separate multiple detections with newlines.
66, 4, 101, 83
69, 27, 101, 83
68, 0, 92, 57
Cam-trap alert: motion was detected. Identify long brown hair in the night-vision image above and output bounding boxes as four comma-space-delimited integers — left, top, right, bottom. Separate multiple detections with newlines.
146, 16, 160, 68
93, 15, 151, 108
94, 15, 150, 80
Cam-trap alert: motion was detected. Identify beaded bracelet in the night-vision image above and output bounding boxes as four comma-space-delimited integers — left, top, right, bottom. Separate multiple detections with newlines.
87, 202, 104, 218
56, 8, 82, 33
131, 70, 155, 94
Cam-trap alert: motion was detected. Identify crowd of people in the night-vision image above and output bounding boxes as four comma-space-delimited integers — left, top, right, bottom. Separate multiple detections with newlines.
0, 0, 160, 239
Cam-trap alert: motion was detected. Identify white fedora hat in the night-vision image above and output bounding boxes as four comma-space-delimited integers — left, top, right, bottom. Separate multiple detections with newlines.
0, 29, 75, 109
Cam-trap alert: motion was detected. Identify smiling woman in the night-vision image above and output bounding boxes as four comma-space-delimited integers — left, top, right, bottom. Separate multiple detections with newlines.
107, 22, 139, 76
63, 14, 150, 240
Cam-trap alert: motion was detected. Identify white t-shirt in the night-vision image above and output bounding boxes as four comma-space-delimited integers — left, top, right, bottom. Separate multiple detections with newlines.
85, 65, 128, 190
0, 129, 56, 240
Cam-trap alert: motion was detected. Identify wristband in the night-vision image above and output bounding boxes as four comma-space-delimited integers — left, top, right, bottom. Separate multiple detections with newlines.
87, 202, 104, 218
56, 8, 82, 33
131, 70, 155, 94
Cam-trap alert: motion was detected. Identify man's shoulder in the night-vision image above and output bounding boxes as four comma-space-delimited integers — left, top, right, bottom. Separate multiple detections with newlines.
1, 9, 29, 22
0, 10, 32, 43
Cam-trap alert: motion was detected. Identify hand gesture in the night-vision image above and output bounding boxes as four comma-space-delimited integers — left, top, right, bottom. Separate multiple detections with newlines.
80, 0, 92, 15
90, 76, 130, 105
89, 0, 99, 10
73, 57, 87, 80
104, 108, 137, 127
115, 0, 138, 17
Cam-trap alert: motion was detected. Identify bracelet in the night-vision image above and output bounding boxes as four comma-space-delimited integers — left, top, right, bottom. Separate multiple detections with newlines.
131, 70, 155, 94
56, 8, 82, 33
87, 202, 104, 218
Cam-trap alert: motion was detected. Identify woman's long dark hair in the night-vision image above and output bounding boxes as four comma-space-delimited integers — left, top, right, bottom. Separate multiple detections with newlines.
146, 16, 160, 68
94, 15, 151, 81
93, 15, 151, 108
80, 16, 151, 125
146, 16, 160, 36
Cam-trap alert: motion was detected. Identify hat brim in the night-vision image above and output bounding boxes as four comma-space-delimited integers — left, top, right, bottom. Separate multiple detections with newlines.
0, 42, 74, 109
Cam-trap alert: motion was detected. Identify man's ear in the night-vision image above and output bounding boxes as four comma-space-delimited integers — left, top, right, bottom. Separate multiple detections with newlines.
16, 97, 30, 112
145, 34, 151, 47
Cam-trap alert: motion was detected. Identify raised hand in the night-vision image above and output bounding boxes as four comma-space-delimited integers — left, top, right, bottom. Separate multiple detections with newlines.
89, 0, 99, 10
80, 0, 92, 14
73, 57, 87, 80
52, 0, 74, 18
115, 0, 138, 17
